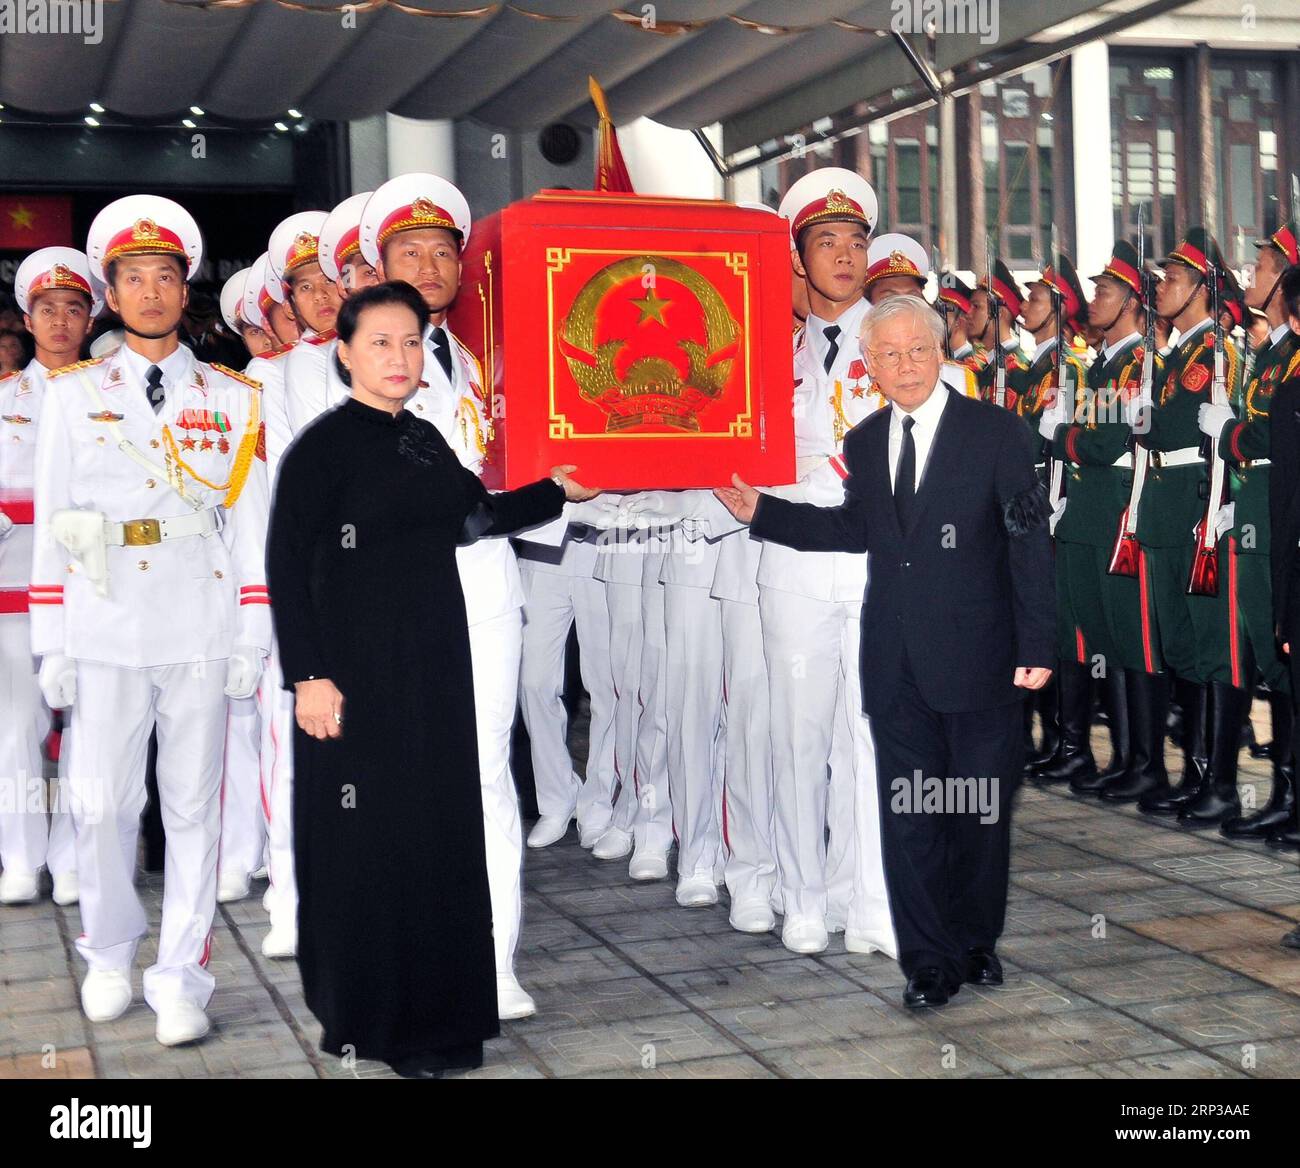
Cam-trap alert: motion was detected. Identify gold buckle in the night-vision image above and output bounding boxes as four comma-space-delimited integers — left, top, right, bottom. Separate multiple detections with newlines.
122, 518, 161, 546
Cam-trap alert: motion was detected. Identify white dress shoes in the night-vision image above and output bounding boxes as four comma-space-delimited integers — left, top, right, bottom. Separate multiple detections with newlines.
729, 900, 777, 934
496, 972, 537, 1020
261, 924, 297, 959
0, 869, 39, 905
781, 917, 829, 955
591, 826, 633, 860
51, 871, 79, 906
155, 998, 211, 1046
675, 876, 719, 907
578, 820, 608, 849
628, 848, 670, 882
526, 810, 575, 849
81, 969, 133, 1023
217, 871, 251, 904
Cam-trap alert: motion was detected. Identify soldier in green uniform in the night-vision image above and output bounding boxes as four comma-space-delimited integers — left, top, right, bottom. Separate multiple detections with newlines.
936, 272, 985, 368
1136, 227, 1243, 825
969, 258, 1031, 408
1199, 223, 1298, 841
1039, 240, 1162, 796
1015, 254, 1092, 782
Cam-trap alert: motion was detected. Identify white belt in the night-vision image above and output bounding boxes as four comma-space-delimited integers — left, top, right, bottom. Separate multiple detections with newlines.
104, 507, 223, 547
1153, 447, 1202, 468
1239, 458, 1271, 468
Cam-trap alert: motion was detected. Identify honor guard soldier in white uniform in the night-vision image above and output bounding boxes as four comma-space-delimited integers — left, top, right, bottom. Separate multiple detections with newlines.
0, 248, 97, 906
210, 267, 272, 905
30, 196, 271, 1045
359, 173, 539, 1020
759, 168, 895, 957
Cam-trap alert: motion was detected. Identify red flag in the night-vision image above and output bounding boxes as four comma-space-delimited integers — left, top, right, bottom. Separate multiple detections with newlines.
0, 195, 73, 250
589, 76, 635, 194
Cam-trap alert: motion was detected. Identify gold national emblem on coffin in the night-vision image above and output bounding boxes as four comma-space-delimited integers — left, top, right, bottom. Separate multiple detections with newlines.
558, 255, 740, 433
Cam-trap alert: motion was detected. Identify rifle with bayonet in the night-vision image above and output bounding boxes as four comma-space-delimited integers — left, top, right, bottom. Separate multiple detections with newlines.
1187, 254, 1231, 597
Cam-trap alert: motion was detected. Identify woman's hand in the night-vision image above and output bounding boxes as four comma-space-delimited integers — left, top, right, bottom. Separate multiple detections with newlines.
551, 464, 601, 503
295, 678, 345, 740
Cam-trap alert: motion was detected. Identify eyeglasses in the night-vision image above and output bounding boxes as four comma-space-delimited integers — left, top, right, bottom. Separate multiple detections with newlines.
868, 343, 938, 369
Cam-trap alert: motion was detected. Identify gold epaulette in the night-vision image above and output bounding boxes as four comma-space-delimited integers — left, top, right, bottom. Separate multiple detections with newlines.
46, 357, 105, 379
210, 363, 262, 391
1285, 348, 1300, 381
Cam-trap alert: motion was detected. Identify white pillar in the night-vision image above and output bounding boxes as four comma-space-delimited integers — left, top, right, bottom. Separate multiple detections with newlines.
1071, 41, 1113, 285
385, 114, 457, 180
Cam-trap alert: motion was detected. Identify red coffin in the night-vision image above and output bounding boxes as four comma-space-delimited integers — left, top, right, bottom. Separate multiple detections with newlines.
447, 189, 796, 490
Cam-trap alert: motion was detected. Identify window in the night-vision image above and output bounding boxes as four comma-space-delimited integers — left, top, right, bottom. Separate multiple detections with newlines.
1110, 55, 1185, 260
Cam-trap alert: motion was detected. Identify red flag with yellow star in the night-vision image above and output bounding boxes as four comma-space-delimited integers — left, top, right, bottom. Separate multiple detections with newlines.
589, 76, 635, 194
0, 195, 73, 249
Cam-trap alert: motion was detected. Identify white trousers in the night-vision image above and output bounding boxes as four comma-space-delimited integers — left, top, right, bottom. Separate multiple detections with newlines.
603, 579, 643, 830
260, 642, 297, 935
217, 693, 265, 883
518, 565, 618, 832
0, 615, 75, 878
68, 658, 227, 1010
469, 609, 524, 976
609, 575, 674, 854
758, 589, 859, 929
718, 599, 779, 911
663, 583, 724, 882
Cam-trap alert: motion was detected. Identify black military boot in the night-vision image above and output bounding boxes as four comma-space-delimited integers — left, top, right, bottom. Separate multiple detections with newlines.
1140, 679, 1209, 815
1102, 670, 1171, 802
1074, 665, 1129, 794
1222, 692, 1295, 839
1024, 676, 1061, 775
1035, 663, 1095, 785
1179, 682, 1247, 828
1265, 821, 1300, 851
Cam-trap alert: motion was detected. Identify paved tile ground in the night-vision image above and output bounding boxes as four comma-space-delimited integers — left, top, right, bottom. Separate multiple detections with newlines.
2, 706, 1297, 1079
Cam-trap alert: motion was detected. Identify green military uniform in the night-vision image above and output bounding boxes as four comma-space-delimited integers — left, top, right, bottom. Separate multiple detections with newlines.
974, 259, 1032, 411
1018, 338, 1089, 464
1051, 332, 1163, 672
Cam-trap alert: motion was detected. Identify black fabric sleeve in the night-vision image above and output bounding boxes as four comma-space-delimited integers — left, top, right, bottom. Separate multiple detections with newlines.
266, 434, 336, 690
749, 462, 869, 555
993, 413, 1057, 670
459, 472, 567, 542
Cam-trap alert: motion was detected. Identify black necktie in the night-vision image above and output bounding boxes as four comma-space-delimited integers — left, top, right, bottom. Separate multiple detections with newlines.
429, 326, 454, 381
145, 364, 165, 413
822, 325, 841, 374
895, 415, 916, 529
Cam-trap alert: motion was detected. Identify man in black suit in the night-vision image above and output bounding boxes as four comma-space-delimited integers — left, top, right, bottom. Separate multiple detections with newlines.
716, 295, 1056, 1007
1268, 265, 1300, 948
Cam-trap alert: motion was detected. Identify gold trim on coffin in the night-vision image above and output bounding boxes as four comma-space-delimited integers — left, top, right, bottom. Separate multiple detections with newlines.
548, 249, 754, 439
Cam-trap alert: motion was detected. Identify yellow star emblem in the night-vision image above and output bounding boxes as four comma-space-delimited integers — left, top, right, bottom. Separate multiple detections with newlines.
630, 288, 671, 326
9, 205, 35, 231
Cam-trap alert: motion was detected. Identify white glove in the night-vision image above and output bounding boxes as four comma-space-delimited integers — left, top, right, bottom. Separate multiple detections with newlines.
38, 654, 77, 709
1198, 401, 1235, 440
622, 491, 685, 523
0, 511, 13, 541
224, 645, 264, 700
1124, 389, 1151, 429
1038, 393, 1071, 440
566, 497, 628, 529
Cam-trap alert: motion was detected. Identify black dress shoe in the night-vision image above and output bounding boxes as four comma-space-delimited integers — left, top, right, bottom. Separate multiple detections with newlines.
965, 947, 1004, 986
1266, 823, 1300, 851
389, 1042, 483, 1079
1281, 926, 1300, 951
903, 967, 958, 1008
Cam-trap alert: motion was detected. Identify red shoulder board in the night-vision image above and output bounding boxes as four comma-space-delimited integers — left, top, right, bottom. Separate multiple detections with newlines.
1181, 362, 1210, 393
305, 329, 338, 346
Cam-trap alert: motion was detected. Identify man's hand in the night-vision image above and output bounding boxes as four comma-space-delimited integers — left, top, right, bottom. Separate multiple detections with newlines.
1038, 393, 1071, 440
38, 654, 77, 709
1014, 666, 1052, 690
224, 645, 264, 699
713, 474, 760, 525
295, 678, 345, 740
550, 464, 600, 503
1197, 402, 1234, 439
